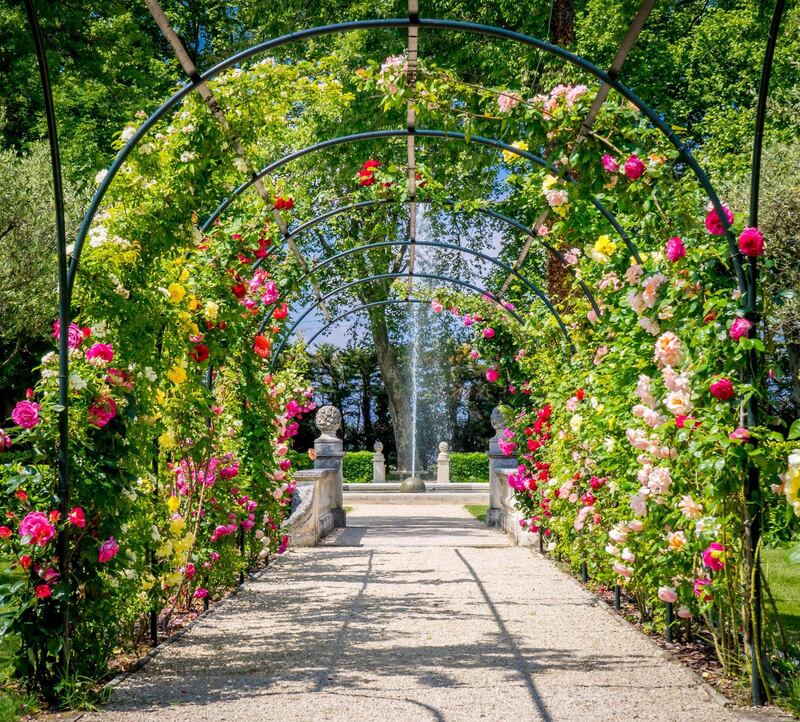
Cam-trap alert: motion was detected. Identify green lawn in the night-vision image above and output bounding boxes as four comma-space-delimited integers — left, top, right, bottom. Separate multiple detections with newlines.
762, 546, 800, 645
465, 504, 489, 524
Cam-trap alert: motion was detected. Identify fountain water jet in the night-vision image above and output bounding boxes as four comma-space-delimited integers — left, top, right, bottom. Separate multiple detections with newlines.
400, 297, 426, 492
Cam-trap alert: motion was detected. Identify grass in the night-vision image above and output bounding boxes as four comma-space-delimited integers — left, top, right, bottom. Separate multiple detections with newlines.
762, 546, 800, 644
464, 504, 489, 524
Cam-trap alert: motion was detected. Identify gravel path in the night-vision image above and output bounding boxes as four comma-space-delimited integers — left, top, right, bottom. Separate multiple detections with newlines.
84, 503, 745, 722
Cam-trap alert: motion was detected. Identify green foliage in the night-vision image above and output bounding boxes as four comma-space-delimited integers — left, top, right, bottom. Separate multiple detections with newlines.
343, 451, 374, 483
450, 452, 489, 483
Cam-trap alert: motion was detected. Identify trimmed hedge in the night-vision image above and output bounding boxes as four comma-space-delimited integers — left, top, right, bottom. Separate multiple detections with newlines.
450, 452, 489, 483
343, 450, 374, 483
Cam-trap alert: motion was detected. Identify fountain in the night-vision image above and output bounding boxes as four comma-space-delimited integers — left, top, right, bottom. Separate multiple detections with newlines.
400, 297, 426, 492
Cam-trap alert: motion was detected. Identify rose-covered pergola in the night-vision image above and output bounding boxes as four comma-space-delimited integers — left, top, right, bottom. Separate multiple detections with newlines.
10, 0, 792, 708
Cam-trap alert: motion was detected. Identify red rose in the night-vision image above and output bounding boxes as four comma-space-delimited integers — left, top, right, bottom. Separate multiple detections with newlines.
253, 335, 271, 359
273, 196, 294, 211
190, 343, 209, 363
709, 377, 735, 400
232, 284, 246, 299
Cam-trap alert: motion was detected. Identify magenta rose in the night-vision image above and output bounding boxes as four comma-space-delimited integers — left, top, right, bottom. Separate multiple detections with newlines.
52, 319, 85, 349
85, 343, 114, 365
19, 512, 56, 547
702, 542, 726, 571
709, 377, 735, 400
729, 317, 753, 341
0, 429, 12, 451
694, 577, 713, 602
486, 368, 499, 383
601, 154, 619, 173
737, 227, 764, 257
98, 536, 120, 563
11, 400, 41, 429
88, 396, 117, 428
665, 236, 686, 262
623, 154, 645, 180
483, 327, 495, 339
704, 205, 734, 235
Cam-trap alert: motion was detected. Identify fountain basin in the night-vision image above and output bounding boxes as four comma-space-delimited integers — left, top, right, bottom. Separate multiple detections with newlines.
399, 476, 427, 493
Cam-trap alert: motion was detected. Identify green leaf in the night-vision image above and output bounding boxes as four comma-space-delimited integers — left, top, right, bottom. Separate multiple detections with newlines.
789, 419, 800, 440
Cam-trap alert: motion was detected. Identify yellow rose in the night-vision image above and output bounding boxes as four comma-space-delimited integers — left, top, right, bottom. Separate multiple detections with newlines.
163, 571, 182, 588
179, 269, 190, 282
594, 234, 617, 257
204, 300, 219, 321
156, 541, 173, 559
155, 389, 166, 405
167, 495, 180, 513
167, 283, 186, 304
552, 205, 569, 218
187, 295, 200, 311
541, 174, 558, 192
501, 140, 529, 163
168, 365, 187, 384
170, 516, 186, 536
159, 430, 176, 449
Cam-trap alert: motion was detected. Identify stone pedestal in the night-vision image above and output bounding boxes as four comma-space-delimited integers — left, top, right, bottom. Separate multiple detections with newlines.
372, 440, 386, 483
436, 441, 450, 484
313, 405, 346, 528
487, 406, 517, 524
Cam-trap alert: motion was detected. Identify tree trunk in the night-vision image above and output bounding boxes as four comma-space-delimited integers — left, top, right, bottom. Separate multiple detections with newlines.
366, 303, 418, 473
550, 0, 575, 47
361, 368, 374, 442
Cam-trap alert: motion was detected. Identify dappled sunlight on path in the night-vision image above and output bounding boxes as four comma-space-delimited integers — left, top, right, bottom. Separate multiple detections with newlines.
85, 504, 741, 721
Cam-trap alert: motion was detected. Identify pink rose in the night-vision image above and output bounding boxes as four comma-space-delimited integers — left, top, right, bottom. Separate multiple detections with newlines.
19, 512, 56, 547
278, 534, 289, 554
11, 400, 40, 429
98, 536, 120, 563
729, 317, 753, 341
657, 586, 678, 604
469, 350, 479, 360
52, 320, 85, 349
738, 227, 764, 257
34, 584, 52, 599
729, 427, 750, 441
483, 327, 495, 339
0, 429, 11, 451
601, 154, 619, 173
694, 578, 713, 602
709, 377, 735, 400
88, 397, 117, 428
704, 205, 734, 235
665, 236, 686, 262
623, 154, 645, 180
485, 368, 499, 383
193, 587, 208, 599
497, 91, 521, 113
702, 542, 725, 571
677, 605, 692, 619
85, 343, 114, 365
430, 300, 443, 313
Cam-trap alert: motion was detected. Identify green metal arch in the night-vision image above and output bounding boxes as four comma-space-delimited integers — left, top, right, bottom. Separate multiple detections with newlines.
268, 271, 541, 371
202, 129, 643, 265
250, 198, 602, 316
256, 239, 574, 350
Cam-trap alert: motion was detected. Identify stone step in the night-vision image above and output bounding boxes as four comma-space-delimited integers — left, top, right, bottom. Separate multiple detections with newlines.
343, 482, 488, 492
343, 491, 489, 504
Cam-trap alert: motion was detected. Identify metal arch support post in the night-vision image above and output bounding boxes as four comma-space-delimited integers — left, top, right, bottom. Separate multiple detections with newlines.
743, 0, 786, 707
249, 197, 601, 316
202, 129, 643, 265
70, 17, 743, 301
303, 299, 429, 348
268, 271, 528, 370
24, 0, 72, 675
256, 239, 573, 349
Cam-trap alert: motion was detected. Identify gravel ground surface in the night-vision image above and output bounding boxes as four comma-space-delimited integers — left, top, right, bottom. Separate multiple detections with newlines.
84, 503, 747, 722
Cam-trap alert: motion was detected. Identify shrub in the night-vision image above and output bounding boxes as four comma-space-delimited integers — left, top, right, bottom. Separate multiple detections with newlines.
450, 452, 489, 483
343, 451, 374, 483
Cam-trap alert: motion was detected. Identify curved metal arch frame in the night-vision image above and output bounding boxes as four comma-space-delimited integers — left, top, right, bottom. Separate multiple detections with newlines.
268, 271, 532, 371
255, 239, 574, 349
68, 17, 751, 299
201, 128, 643, 265
249, 197, 601, 316
302, 299, 429, 349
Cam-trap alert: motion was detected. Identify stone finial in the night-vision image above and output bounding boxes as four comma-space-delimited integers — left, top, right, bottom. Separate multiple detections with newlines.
373, 440, 384, 453
490, 406, 507, 431
315, 405, 342, 440
438, 441, 449, 453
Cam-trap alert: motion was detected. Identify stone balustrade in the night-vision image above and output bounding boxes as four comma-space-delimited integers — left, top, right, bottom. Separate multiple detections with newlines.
285, 468, 338, 547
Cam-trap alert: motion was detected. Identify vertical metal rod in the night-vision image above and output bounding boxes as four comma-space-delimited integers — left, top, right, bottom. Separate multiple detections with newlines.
238, 526, 246, 585
614, 584, 621, 611
743, 0, 785, 706
538, 529, 544, 554
665, 602, 674, 643
581, 556, 588, 583
24, 0, 71, 677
